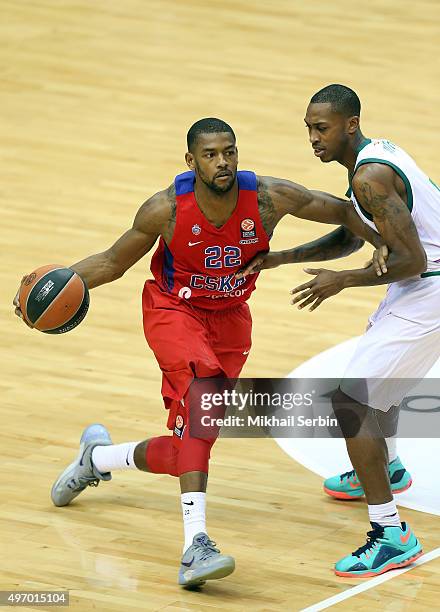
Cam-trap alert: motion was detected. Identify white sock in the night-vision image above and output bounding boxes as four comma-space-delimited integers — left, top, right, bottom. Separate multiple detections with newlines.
92, 442, 140, 473
181, 492, 206, 553
386, 437, 398, 463
368, 499, 401, 528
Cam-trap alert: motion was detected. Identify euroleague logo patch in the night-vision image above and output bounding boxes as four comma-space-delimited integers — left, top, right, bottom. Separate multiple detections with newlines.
241, 218, 255, 232
174, 414, 185, 439
240, 218, 258, 245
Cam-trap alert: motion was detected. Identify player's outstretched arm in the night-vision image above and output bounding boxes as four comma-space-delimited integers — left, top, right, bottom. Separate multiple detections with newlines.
258, 176, 384, 249
236, 227, 366, 279
290, 164, 427, 311
70, 187, 175, 289
13, 186, 175, 322
237, 177, 387, 279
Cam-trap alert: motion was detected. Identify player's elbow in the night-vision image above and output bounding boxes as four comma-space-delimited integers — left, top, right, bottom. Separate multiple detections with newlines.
412, 248, 427, 275
400, 248, 427, 276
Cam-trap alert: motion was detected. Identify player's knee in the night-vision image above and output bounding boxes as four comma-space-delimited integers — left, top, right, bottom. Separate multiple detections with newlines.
146, 436, 179, 477
133, 440, 149, 471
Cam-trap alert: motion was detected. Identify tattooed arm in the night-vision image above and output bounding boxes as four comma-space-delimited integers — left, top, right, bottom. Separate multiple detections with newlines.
278, 226, 364, 264
238, 176, 384, 279
341, 164, 426, 286
70, 185, 175, 289
290, 164, 427, 311
257, 175, 347, 235
257, 176, 383, 248
236, 226, 366, 278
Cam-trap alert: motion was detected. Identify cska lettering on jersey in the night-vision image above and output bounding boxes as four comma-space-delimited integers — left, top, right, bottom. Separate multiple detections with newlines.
190, 272, 247, 294
150, 170, 270, 310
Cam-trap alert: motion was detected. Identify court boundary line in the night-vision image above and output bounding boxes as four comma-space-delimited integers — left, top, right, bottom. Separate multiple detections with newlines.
299, 547, 440, 611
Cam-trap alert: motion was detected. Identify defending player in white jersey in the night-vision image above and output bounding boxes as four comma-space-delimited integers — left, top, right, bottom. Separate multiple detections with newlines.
240, 84, 440, 576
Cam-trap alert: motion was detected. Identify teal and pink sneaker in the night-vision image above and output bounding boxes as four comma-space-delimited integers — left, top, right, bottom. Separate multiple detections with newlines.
324, 457, 412, 500
335, 522, 423, 577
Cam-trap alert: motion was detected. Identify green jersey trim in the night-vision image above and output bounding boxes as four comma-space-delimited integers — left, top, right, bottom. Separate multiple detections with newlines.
345, 139, 372, 198
355, 137, 372, 155
421, 271, 440, 278
349, 158, 414, 221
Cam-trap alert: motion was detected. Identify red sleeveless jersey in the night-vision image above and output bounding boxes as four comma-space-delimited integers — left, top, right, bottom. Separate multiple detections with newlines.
150, 170, 270, 310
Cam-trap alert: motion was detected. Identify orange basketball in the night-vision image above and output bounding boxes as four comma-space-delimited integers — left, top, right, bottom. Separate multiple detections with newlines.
19, 265, 89, 334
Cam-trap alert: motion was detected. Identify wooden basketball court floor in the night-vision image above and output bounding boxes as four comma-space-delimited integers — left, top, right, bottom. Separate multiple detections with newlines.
2, 1, 440, 609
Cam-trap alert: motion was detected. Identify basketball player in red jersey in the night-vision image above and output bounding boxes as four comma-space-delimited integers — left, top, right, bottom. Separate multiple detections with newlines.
14, 118, 384, 588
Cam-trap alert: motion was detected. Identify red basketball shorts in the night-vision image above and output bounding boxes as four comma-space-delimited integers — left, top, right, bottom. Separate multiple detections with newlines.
142, 280, 252, 445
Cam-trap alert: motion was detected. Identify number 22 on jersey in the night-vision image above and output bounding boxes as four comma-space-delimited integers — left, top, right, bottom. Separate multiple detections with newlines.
204, 246, 242, 269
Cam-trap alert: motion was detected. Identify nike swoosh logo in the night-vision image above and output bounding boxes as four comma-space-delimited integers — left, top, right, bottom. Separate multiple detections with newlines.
349, 480, 360, 488
242, 350, 250, 355
125, 453, 130, 466
400, 529, 411, 545
188, 241, 203, 247
181, 557, 195, 567
183, 501, 194, 505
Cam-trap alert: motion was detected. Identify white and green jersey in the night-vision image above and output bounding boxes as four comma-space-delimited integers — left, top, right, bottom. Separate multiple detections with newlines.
347, 138, 440, 276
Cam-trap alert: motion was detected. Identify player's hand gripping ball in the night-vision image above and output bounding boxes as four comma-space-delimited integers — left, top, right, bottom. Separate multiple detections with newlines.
15, 265, 89, 333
